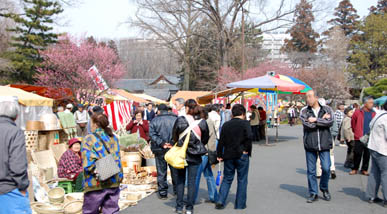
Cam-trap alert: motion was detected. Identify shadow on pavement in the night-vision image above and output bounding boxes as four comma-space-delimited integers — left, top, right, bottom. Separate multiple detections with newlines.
296, 168, 307, 175
335, 162, 351, 173
279, 184, 308, 199
339, 187, 365, 201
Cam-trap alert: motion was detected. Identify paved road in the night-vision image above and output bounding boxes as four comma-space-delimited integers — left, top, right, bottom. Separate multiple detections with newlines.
122, 125, 385, 214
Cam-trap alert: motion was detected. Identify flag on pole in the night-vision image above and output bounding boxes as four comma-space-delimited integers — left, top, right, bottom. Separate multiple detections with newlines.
88, 65, 109, 91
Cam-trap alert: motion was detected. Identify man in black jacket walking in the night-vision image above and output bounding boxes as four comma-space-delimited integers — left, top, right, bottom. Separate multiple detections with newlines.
215, 104, 252, 210
149, 104, 178, 199
300, 90, 334, 203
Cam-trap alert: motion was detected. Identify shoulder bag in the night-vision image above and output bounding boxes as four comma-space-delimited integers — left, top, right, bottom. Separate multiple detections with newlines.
165, 119, 201, 169
360, 113, 387, 147
93, 133, 121, 181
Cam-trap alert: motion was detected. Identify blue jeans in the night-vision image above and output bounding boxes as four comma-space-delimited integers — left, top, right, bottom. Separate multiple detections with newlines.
0, 189, 32, 214
176, 163, 200, 211
194, 155, 218, 203
306, 150, 331, 195
217, 154, 249, 209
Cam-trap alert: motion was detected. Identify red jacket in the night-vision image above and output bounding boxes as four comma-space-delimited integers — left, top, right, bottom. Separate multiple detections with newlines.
351, 108, 376, 140
126, 120, 150, 141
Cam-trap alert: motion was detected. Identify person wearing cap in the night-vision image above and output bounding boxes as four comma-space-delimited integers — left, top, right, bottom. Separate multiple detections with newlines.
0, 96, 32, 214
149, 104, 178, 200
57, 138, 83, 192
74, 104, 89, 137
65, 103, 74, 113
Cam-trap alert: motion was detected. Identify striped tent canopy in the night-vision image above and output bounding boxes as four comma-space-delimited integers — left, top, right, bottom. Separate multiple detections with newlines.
258, 74, 312, 94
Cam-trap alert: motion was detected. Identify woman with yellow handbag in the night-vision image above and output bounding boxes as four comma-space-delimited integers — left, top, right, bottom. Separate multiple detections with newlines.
171, 99, 209, 214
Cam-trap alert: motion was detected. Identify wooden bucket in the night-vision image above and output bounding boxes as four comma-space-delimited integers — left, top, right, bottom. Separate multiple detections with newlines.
123, 152, 142, 169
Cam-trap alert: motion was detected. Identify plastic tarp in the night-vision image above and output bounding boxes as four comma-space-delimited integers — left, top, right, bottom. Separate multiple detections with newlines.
0, 86, 54, 130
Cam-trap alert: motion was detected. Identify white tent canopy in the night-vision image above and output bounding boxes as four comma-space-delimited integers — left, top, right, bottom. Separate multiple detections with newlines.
0, 86, 54, 130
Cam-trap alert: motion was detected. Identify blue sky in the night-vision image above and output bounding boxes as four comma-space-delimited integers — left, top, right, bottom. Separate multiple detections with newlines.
54, 0, 378, 40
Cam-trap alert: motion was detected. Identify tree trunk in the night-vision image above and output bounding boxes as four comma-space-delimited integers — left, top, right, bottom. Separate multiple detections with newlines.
183, 55, 190, 90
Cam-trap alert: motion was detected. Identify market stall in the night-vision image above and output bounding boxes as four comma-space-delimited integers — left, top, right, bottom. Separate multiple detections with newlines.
222, 74, 307, 145
0, 86, 54, 130
132, 93, 168, 104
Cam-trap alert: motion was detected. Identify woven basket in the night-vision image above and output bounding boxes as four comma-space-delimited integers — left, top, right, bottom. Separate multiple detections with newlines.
31, 202, 64, 214
25, 130, 38, 151
26, 120, 44, 131
48, 187, 65, 204
63, 200, 83, 214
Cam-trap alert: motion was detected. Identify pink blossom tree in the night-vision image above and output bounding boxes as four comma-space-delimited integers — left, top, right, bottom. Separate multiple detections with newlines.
36, 35, 125, 103
217, 60, 296, 90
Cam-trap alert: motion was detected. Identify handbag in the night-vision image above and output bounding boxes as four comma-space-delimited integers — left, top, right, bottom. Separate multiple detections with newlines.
93, 134, 121, 181
208, 151, 219, 165
360, 113, 387, 147
165, 119, 202, 169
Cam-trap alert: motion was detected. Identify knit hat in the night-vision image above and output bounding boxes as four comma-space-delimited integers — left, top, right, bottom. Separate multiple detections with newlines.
68, 138, 81, 148
344, 107, 353, 115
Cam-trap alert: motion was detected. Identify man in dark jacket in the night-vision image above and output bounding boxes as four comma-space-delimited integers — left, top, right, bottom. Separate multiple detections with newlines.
215, 104, 252, 210
300, 90, 334, 203
0, 97, 31, 213
149, 104, 178, 199
350, 96, 376, 176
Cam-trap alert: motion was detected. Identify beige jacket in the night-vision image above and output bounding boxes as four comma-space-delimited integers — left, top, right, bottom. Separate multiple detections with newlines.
368, 111, 387, 156
340, 116, 354, 142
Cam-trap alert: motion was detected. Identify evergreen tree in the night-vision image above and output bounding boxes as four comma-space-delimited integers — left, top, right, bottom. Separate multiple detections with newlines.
348, 13, 387, 85
86, 36, 97, 46
369, 0, 387, 15
327, 0, 360, 37
282, 0, 319, 67
108, 40, 119, 56
1, 0, 63, 83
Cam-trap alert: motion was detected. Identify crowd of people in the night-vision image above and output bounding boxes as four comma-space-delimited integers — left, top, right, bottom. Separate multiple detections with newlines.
0, 91, 386, 213
300, 90, 387, 207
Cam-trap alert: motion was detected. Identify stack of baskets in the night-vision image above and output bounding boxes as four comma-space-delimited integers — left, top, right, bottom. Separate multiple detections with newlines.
31, 187, 83, 214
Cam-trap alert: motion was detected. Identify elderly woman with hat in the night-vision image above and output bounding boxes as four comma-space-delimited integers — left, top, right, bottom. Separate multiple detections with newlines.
57, 138, 83, 192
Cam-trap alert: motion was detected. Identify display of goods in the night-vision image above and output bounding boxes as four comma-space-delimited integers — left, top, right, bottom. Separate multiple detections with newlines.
139, 145, 154, 159
119, 133, 147, 148
48, 187, 65, 204
31, 202, 64, 214
63, 200, 83, 214
40, 114, 62, 130
26, 120, 44, 131
122, 152, 142, 169
25, 130, 39, 151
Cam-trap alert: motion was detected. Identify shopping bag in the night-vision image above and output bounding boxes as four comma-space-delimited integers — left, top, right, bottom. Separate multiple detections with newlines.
216, 162, 222, 186
164, 131, 190, 169
165, 118, 202, 169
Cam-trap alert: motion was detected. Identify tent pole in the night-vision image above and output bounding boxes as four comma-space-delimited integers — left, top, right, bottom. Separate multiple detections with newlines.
265, 92, 269, 145
276, 91, 279, 143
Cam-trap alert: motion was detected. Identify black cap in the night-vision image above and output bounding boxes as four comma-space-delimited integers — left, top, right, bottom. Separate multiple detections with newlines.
92, 106, 104, 114
158, 104, 168, 111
